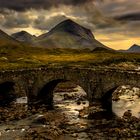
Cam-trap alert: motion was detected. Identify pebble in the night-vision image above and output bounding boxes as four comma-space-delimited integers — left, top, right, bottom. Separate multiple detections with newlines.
71, 133, 78, 137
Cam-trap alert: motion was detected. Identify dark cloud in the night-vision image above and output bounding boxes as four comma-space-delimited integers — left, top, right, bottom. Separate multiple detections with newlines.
33, 15, 67, 30
0, 10, 32, 28
3, 18, 31, 28
95, 0, 140, 17
0, 0, 93, 11
115, 12, 140, 21
93, 0, 140, 38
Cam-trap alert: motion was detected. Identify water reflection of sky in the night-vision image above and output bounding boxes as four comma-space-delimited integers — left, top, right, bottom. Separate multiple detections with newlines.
54, 86, 89, 124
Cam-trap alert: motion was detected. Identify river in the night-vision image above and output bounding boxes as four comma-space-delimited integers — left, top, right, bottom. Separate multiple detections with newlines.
0, 86, 140, 139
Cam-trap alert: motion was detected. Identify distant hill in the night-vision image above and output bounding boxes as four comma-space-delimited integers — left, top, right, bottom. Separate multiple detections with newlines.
35, 19, 110, 50
0, 29, 20, 47
11, 31, 36, 43
127, 44, 140, 53
91, 47, 115, 52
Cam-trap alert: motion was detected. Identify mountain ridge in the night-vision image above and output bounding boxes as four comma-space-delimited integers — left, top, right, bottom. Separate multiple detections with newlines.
1, 19, 112, 50
11, 31, 36, 43
0, 29, 20, 47
127, 44, 140, 52
38, 19, 95, 41
36, 19, 109, 50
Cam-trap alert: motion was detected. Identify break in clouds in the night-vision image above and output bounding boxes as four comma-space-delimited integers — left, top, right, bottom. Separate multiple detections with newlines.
0, 0, 140, 46
0, 0, 93, 11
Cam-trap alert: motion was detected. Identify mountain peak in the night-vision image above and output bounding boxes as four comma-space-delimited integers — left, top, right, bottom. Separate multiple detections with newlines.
12, 31, 32, 37
58, 19, 82, 27
129, 44, 140, 49
18, 31, 30, 35
53, 19, 94, 39
39, 19, 95, 42
131, 44, 139, 47
12, 31, 36, 43
127, 44, 140, 53
61, 19, 75, 24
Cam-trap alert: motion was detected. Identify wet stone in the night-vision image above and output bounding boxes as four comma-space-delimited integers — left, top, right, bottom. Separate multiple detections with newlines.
0, 86, 140, 139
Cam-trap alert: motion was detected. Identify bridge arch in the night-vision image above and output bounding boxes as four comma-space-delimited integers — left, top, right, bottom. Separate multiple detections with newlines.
37, 79, 66, 106
100, 84, 140, 112
0, 81, 16, 106
36, 78, 88, 108
101, 86, 119, 111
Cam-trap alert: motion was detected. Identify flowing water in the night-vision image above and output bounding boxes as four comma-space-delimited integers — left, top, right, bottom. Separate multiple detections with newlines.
112, 85, 140, 118
0, 85, 140, 139
54, 86, 89, 124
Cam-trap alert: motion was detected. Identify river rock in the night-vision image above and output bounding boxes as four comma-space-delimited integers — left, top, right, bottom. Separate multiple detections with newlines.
123, 110, 132, 119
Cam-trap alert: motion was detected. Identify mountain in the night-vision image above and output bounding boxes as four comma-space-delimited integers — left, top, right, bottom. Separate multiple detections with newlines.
11, 31, 36, 43
92, 47, 115, 52
0, 29, 20, 47
36, 19, 110, 50
127, 44, 140, 53
38, 19, 95, 41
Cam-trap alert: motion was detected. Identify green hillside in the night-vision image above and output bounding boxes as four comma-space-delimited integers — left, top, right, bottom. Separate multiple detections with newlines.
0, 44, 140, 70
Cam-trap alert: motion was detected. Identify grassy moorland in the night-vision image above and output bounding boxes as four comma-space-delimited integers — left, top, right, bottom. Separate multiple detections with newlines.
0, 44, 140, 70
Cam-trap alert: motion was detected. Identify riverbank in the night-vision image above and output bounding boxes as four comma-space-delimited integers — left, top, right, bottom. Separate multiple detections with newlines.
0, 86, 140, 139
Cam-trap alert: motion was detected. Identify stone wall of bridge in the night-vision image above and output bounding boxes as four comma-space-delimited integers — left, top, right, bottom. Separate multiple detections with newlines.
0, 67, 139, 105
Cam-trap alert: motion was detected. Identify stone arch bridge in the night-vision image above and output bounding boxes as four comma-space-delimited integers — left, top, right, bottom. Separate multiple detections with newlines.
0, 67, 140, 106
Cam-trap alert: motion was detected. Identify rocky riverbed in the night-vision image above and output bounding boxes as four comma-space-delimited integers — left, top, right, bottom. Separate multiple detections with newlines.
112, 85, 140, 117
0, 86, 140, 140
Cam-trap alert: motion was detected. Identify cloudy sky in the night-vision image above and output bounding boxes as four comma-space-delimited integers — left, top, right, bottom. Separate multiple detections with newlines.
0, 0, 140, 50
